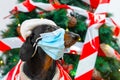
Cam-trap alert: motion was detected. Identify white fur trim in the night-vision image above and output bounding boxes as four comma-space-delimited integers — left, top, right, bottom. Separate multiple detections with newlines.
52, 67, 60, 80
20, 19, 57, 39
20, 62, 30, 80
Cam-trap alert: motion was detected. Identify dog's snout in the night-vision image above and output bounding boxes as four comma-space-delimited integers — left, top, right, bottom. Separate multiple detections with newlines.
71, 32, 80, 41
64, 31, 80, 48
73, 34, 80, 40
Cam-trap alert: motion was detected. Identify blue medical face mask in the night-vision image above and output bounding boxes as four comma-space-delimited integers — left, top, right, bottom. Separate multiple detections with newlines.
37, 28, 65, 60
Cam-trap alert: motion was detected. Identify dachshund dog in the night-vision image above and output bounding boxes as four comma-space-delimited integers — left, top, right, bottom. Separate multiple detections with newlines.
19, 19, 80, 80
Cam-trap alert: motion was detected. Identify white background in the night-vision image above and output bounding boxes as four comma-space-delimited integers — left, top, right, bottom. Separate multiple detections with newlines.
0, 0, 120, 38
0, 0, 17, 38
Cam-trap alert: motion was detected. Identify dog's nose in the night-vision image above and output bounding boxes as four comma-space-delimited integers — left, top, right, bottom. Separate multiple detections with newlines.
73, 34, 80, 41
71, 32, 80, 41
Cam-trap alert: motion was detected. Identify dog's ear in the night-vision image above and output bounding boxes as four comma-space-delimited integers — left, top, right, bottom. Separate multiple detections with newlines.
19, 36, 34, 61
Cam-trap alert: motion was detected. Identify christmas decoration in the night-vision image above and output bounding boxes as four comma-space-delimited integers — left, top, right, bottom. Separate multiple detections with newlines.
1, 0, 120, 80
16, 24, 21, 36
100, 43, 120, 61
0, 37, 24, 53
0, 59, 4, 66
82, 0, 110, 9
68, 16, 77, 28
92, 68, 103, 80
75, 17, 100, 80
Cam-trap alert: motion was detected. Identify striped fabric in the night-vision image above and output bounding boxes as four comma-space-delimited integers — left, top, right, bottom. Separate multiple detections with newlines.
82, 0, 110, 8
3, 60, 72, 80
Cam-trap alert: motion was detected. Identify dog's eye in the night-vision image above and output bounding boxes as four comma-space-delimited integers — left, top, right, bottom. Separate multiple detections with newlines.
47, 27, 51, 30
46, 25, 59, 32
45, 27, 54, 32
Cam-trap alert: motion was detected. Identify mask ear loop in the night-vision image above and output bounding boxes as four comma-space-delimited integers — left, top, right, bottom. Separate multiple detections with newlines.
32, 36, 42, 57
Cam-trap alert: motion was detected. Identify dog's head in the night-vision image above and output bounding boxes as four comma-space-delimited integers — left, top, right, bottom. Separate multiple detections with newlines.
19, 19, 80, 61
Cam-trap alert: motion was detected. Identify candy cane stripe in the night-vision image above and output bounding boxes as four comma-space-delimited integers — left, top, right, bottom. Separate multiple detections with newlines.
75, 52, 98, 79
0, 37, 24, 53
81, 0, 90, 5
75, 69, 93, 80
0, 41, 11, 52
23, 0, 36, 12
75, 21, 102, 80
30, 0, 55, 11
95, 3, 110, 14
100, 0, 110, 3
85, 24, 100, 44
18, 36, 25, 42
1, 37, 23, 49
114, 51, 120, 61
81, 37, 99, 59
82, 0, 110, 8
16, 3, 30, 12
110, 18, 120, 37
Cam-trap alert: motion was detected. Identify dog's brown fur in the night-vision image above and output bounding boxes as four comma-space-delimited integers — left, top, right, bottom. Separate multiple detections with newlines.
19, 25, 80, 80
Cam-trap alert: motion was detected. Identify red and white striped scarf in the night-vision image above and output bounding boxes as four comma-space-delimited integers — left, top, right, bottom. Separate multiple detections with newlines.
3, 60, 72, 80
